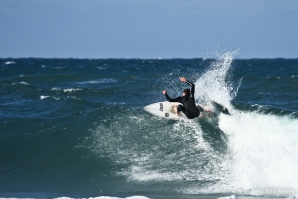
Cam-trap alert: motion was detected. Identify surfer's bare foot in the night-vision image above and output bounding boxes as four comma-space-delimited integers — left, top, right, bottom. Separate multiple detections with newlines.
174, 105, 179, 115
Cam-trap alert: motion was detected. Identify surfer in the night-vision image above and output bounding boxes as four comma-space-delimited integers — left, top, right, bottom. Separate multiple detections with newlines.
162, 77, 202, 119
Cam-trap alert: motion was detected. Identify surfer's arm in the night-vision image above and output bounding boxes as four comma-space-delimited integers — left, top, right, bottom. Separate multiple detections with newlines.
164, 92, 182, 103
187, 80, 195, 95
181, 77, 195, 95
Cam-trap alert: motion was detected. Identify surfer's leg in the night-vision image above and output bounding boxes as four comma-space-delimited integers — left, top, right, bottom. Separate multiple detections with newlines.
177, 105, 187, 116
178, 105, 198, 119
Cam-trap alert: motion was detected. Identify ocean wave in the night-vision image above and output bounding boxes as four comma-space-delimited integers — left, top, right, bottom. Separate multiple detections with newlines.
87, 108, 226, 186
2, 57, 298, 198
40, 95, 60, 100
12, 81, 29, 85
215, 110, 298, 196
40, 95, 50, 100
77, 79, 118, 84
4, 61, 16, 65
65, 96, 82, 101
183, 52, 298, 196
51, 87, 82, 92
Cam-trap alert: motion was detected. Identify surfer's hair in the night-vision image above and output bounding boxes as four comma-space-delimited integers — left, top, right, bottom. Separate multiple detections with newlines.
183, 88, 190, 96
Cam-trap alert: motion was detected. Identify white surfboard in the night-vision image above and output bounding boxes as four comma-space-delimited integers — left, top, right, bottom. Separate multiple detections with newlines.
143, 102, 187, 120
144, 101, 230, 120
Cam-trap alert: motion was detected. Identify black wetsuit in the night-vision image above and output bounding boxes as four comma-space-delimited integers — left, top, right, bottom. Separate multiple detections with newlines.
164, 80, 200, 119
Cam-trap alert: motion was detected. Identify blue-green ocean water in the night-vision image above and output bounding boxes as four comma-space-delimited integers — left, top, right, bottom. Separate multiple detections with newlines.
1, 52, 298, 199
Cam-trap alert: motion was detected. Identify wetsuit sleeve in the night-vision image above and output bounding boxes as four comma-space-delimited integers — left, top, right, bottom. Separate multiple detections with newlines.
164, 93, 183, 103
185, 79, 195, 95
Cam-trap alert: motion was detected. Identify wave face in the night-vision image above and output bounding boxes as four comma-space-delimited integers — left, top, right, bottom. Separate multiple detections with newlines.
0, 56, 298, 199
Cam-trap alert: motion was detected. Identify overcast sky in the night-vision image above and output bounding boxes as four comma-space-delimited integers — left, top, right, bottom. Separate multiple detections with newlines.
1, 0, 298, 59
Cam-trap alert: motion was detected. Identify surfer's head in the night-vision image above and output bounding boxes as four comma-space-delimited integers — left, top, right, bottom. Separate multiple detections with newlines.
183, 88, 190, 97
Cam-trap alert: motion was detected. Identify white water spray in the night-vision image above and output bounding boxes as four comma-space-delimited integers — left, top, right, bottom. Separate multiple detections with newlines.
192, 51, 298, 197
195, 51, 238, 106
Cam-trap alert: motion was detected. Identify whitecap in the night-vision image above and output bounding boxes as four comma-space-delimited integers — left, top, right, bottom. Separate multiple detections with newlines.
51, 88, 82, 92
4, 61, 16, 65
20, 81, 29, 85
51, 87, 61, 91
63, 88, 82, 92
78, 79, 117, 84
40, 95, 60, 100
40, 95, 50, 100
12, 81, 29, 85
66, 96, 82, 100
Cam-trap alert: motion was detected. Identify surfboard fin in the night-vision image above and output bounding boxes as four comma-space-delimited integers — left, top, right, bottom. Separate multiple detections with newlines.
211, 101, 231, 115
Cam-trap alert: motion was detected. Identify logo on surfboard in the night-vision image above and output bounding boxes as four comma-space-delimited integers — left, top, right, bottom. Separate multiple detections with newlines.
160, 103, 163, 112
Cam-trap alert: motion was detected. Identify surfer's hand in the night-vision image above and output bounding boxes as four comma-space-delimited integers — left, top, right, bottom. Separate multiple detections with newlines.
180, 77, 186, 82
162, 90, 167, 94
